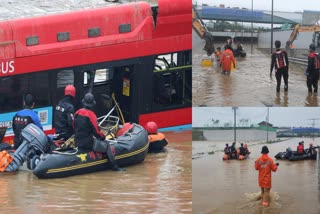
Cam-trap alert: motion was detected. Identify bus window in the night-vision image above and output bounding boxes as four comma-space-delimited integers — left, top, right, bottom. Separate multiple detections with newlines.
29, 72, 51, 108
152, 51, 191, 108
57, 69, 74, 88
55, 69, 74, 103
94, 69, 109, 83
0, 76, 26, 113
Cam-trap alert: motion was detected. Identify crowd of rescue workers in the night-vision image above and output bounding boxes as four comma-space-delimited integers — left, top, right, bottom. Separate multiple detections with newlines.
9, 86, 169, 172
211, 38, 320, 94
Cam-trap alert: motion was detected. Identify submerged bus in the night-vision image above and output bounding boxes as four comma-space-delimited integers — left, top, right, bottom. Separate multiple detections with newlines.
0, 0, 192, 144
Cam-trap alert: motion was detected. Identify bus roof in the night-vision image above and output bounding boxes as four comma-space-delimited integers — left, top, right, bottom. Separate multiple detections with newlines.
0, 0, 191, 76
0, 0, 157, 21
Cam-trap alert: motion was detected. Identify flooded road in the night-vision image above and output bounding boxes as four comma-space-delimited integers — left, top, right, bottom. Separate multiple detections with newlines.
0, 131, 191, 214
192, 138, 320, 214
192, 35, 317, 107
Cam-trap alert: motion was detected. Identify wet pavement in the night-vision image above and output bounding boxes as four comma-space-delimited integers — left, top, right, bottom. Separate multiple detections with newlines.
192, 34, 317, 107
192, 138, 320, 214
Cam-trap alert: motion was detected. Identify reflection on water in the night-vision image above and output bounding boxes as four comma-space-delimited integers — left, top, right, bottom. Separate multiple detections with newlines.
192, 138, 320, 214
192, 39, 316, 106
0, 131, 191, 213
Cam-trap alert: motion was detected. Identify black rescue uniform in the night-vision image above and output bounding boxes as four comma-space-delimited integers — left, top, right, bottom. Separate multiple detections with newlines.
73, 108, 105, 150
270, 49, 289, 92
54, 96, 75, 139
73, 107, 120, 169
306, 51, 320, 93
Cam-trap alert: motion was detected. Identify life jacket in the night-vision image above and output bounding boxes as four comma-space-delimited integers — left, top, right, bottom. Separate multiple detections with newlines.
314, 52, 320, 69
54, 96, 75, 139
274, 50, 287, 69
224, 146, 230, 154
239, 146, 246, 156
0, 151, 13, 172
297, 144, 304, 154
215, 51, 221, 58
148, 132, 168, 153
310, 147, 316, 155
238, 155, 245, 160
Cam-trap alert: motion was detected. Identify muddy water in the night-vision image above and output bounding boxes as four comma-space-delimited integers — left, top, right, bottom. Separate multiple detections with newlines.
0, 131, 191, 214
192, 37, 317, 107
192, 138, 320, 214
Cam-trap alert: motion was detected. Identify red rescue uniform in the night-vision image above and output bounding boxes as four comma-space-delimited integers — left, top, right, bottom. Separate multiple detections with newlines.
255, 154, 278, 188
220, 49, 236, 72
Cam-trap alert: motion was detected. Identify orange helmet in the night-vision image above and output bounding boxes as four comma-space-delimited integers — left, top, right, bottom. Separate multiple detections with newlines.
65, 85, 76, 98
145, 121, 158, 134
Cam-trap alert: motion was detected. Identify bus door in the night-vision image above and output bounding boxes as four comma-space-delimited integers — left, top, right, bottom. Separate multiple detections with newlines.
112, 65, 135, 123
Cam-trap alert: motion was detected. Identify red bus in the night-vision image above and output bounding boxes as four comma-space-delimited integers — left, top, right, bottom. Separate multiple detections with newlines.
0, 0, 191, 144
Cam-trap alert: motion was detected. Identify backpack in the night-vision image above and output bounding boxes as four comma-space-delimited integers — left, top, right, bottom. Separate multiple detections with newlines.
275, 51, 287, 69
314, 52, 320, 69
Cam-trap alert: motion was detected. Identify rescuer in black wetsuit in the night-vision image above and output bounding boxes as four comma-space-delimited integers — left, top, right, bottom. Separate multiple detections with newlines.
74, 93, 124, 171
230, 142, 237, 159
270, 40, 289, 93
239, 143, 246, 156
54, 85, 76, 140
305, 43, 320, 93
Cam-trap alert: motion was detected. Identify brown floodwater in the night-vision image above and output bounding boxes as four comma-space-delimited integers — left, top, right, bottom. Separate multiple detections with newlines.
192, 138, 320, 214
0, 131, 191, 214
192, 37, 317, 107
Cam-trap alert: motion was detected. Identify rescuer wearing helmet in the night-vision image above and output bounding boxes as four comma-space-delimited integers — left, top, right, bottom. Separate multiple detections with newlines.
12, 93, 43, 149
270, 40, 289, 93
54, 85, 76, 140
305, 43, 320, 93
74, 93, 125, 171
255, 146, 279, 207
145, 121, 168, 153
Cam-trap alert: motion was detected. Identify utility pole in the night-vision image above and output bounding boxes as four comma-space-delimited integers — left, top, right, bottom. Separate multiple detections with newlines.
251, 0, 253, 54
232, 107, 238, 143
271, 0, 274, 54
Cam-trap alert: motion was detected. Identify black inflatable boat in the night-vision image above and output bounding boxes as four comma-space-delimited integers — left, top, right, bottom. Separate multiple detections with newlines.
274, 147, 317, 161
33, 123, 149, 178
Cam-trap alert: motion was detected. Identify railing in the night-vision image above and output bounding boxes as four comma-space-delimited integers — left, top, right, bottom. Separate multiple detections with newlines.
288, 56, 308, 66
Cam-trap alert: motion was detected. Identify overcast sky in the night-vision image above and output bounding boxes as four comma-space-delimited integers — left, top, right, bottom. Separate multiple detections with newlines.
192, 0, 320, 12
193, 107, 320, 128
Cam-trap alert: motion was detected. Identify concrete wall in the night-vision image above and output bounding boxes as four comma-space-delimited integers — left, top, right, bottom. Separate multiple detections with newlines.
203, 129, 276, 141
258, 30, 314, 49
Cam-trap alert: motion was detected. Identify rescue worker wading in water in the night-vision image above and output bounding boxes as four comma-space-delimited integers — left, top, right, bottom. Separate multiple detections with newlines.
145, 121, 168, 153
74, 93, 125, 171
12, 94, 43, 149
220, 44, 236, 75
255, 146, 279, 207
270, 40, 289, 93
305, 43, 320, 93
54, 85, 76, 140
